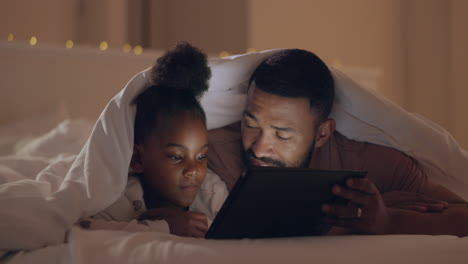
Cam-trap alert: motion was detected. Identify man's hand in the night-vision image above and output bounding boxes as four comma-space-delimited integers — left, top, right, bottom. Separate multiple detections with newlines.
382, 191, 448, 213
321, 178, 391, 235
138, 208, 208, 238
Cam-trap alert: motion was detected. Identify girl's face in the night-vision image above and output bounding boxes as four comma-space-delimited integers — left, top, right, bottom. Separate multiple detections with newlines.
132, 111, 208, 208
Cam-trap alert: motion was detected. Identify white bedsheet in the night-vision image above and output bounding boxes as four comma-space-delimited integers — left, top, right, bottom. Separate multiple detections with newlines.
1, 49, 468, 263
8, 227, 468, 264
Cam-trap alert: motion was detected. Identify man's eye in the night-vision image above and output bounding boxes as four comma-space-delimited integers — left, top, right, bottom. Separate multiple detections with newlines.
243, 120, 257, 129
276, 133, 291, 141
242, 119, 255, 128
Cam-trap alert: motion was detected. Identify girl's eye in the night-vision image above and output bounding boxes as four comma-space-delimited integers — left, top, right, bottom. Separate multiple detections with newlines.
168, 155, 183, 161
197, 155, 207, 161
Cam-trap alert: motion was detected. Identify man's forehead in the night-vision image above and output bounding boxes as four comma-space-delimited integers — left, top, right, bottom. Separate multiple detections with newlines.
244, 109, 296, 127
245, 86, 316, 129
246, 85, 312, 115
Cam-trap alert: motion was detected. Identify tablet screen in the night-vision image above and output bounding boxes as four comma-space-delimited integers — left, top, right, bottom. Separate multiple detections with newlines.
206, 167, 367, 239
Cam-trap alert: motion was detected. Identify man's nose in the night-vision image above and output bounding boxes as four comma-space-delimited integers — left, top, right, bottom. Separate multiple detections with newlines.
251, 133, 272, 158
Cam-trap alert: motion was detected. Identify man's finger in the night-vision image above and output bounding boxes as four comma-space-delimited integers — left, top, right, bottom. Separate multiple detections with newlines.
425, 203, 448, 212
346, 178, 379, 195
394, 205, 428, 212
322, 204, 362, 219
391, 202, 447, 212
324, 216, 362, 229
402, 203, 446, 212
332, 185, 370, 206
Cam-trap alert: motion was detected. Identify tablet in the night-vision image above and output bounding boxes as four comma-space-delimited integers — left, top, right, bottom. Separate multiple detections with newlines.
205, 167, 367, 239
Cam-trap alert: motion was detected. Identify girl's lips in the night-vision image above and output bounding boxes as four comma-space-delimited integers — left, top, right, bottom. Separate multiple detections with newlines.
180, 185, 199, 192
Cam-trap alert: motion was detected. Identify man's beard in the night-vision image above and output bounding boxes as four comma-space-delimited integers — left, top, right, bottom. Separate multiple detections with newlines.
243, 140, 316, 168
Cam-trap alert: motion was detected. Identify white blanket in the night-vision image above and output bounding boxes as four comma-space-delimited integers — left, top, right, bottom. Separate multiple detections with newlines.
7, 227, 468, 264
1, 49, 468, 258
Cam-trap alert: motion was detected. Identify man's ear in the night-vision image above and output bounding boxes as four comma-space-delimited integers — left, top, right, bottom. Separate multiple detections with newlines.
314, 118, 336, 149
130, 144, 145, 173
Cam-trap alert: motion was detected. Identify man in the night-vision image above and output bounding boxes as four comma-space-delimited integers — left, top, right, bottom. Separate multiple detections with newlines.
207, 49, 468, 236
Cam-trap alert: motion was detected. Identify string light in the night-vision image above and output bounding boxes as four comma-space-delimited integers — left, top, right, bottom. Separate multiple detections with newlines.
65, 40, 74, 49
99, 41, 108, 51
246, 48, 256, 53
7, 34, 148, 55
219, 51, 231, 58
29, 36, 37, 46
122, 43, 131, 53
133, 45, 143, 55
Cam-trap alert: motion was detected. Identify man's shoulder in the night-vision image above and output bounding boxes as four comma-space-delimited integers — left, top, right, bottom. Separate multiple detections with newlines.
207, 121, 244, 191
333, 131, 425, 192
333, 131, 406, 160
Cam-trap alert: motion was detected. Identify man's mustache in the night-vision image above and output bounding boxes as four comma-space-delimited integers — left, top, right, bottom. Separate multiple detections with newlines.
246, 149, 285, 167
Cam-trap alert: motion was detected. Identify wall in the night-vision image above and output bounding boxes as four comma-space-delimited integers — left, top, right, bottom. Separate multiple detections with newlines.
75, 0, 129, 47
0, 0, 77, 44
450, 0, 468, 147
246, 0, 468, 147
247, 0, 407, 106
0, 42, 158, 124
406, 0, 450, 128
148, 0, 248, 54
1, 0, 467, 147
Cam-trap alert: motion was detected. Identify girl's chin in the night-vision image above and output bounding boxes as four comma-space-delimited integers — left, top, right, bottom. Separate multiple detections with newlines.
175, 197, 196, 208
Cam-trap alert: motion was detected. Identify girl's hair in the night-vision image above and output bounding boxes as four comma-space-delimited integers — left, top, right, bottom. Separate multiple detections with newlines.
133, 42, 211, 145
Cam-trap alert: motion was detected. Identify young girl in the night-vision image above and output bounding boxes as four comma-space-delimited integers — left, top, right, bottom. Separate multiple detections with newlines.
80, 42, 216, 238
130, 42, 212, 238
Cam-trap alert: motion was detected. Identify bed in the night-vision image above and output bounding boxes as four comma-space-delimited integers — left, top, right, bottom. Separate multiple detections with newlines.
1, 41, 468, 263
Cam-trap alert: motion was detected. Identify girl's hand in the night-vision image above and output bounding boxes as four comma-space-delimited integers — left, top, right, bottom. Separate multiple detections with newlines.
139, 208, 208, 238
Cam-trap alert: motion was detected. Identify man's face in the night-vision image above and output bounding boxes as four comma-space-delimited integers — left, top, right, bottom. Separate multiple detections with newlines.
241, 82, 318, 168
